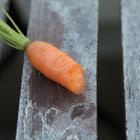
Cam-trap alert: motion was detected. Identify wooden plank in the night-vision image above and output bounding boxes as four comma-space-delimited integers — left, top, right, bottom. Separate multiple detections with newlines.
16, 0, 98, 139
0, 0, 11, 64
0, 0, 9, 19
121, 0, 140, 139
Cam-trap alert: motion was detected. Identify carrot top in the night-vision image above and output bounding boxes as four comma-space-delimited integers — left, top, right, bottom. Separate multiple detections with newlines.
0, 4, 30, 50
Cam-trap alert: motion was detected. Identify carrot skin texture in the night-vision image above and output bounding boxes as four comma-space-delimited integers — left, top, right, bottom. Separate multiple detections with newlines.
26, 41, 84, 94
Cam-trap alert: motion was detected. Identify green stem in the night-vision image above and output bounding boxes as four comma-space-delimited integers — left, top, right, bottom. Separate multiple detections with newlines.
0, 4, 30, 50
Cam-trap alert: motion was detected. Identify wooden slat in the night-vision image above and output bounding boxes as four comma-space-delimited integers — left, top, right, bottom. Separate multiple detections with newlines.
0, 0, 10, 64
0, 0, 8, 18
16, 0, 98, 139
121, 0, 140, 139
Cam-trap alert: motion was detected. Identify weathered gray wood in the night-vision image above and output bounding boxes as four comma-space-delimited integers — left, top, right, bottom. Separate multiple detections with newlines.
16, 0, 98, 139
121, 0, 140, 139
0, 0, 11, 65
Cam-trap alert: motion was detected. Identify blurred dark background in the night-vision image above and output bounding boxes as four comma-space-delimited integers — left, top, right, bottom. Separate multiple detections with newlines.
0, 0, 29, 139
0, 0, 125, 139
98, 0, 125, 139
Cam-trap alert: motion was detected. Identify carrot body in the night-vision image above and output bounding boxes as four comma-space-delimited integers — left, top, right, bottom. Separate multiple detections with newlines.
26, 41, 84, 94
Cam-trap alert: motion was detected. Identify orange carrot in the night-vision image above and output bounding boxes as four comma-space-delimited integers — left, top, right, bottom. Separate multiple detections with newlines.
0, 5, 84, 94
26, 41, 84, 94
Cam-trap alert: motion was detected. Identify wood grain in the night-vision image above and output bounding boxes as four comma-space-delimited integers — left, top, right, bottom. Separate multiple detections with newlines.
121, 0, 140, 139
16, 0, 98, 139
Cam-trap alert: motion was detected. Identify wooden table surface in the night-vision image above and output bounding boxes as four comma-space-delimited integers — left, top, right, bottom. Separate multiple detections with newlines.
16, 0, 98, 140
121, 0, 140, 139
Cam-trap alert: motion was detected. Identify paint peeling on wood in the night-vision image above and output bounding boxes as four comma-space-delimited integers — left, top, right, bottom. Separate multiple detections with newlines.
16, 0, 98, 139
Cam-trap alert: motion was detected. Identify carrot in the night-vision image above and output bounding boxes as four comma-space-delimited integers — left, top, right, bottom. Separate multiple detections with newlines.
0, 4, 84, 94
26, 41, 84, 94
